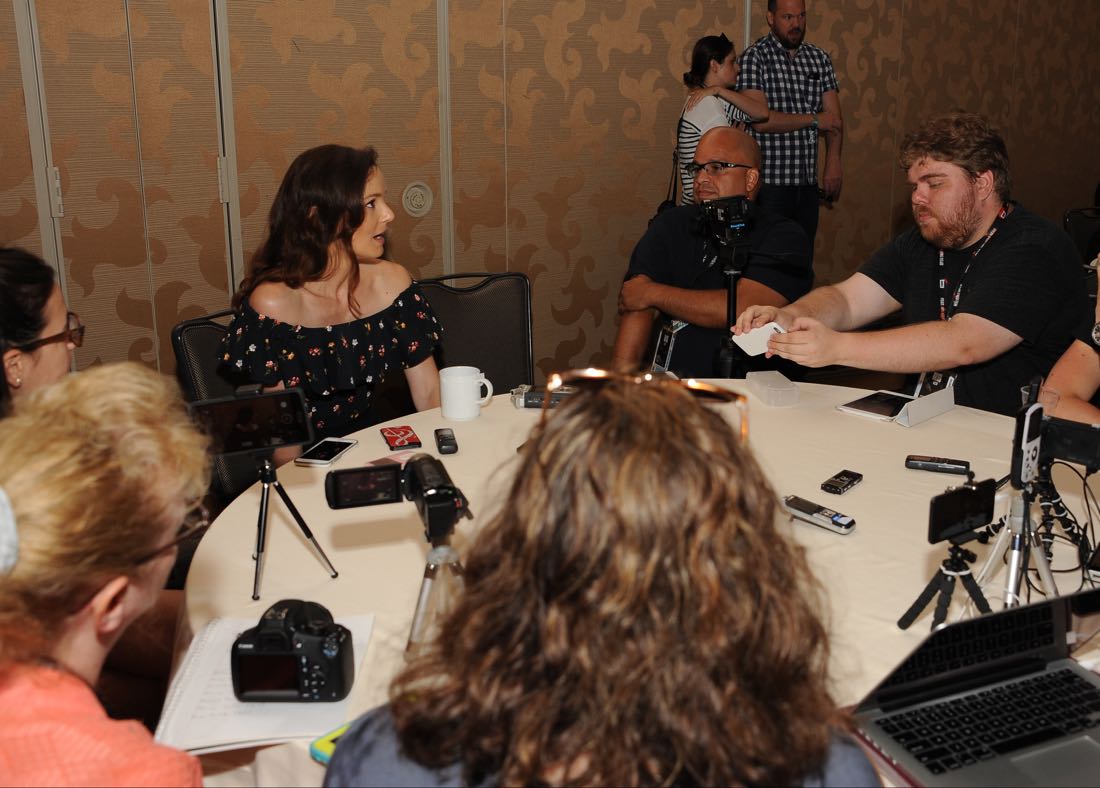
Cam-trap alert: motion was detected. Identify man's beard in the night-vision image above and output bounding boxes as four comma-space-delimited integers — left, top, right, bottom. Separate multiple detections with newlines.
774, 27, 804, 50
914, 188, 982, 249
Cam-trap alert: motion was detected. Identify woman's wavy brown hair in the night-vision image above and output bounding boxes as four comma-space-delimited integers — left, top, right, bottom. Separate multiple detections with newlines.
390, 380, 840, 785
231, 144, 378, 314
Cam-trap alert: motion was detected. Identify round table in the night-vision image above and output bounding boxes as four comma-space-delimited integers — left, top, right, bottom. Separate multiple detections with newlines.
186, 382, 1095, 785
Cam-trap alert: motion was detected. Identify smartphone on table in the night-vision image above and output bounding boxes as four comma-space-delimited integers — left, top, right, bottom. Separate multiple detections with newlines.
294, 437, 357, 466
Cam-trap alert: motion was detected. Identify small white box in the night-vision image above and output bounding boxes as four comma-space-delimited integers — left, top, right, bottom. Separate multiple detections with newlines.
746, 370, 798, 407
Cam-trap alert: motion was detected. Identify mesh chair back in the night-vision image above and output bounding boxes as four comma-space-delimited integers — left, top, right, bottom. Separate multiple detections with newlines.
170, 310, 259, 507
416, 272, 534, 393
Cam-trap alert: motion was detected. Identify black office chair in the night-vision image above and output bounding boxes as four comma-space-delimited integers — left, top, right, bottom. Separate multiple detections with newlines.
416, 272, 535, 393
170, 309, 259, 512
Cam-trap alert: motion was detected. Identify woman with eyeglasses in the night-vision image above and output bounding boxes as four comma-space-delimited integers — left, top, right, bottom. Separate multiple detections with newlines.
0, 247, 84, 417
222, 144, 441, 441
0, 362, 209, 786
325, 374, 877, 787
677, 34, 769, 205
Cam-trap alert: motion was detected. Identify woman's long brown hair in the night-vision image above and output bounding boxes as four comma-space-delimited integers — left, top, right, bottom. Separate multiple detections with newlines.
231, 144, 378, 314
390, 380, 840, 785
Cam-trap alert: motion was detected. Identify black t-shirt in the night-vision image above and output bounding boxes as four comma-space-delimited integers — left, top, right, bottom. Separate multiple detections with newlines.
859, 204, 1084, 415
626, 203, 812, 378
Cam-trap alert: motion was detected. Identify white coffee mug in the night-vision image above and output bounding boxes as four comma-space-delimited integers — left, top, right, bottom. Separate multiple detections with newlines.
440, 366, 494, 421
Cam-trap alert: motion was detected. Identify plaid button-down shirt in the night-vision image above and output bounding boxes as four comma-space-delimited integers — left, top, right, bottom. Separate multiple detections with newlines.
736, 33, 839, 186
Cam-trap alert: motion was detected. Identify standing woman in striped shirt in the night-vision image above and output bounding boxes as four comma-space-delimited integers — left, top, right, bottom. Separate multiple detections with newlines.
676, 34, 769, 205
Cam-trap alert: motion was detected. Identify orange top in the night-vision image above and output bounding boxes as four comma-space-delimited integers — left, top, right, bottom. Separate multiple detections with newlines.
0, 663, 201, 787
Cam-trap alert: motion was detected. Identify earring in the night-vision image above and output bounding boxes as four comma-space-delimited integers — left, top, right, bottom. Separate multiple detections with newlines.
12, 379, 20, 387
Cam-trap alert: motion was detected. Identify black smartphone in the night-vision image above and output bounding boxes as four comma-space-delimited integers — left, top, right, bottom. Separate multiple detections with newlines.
927, 479, 996, 544
434, 428, 458, 454
188, 388, 313, 455
821, 469, 862, 495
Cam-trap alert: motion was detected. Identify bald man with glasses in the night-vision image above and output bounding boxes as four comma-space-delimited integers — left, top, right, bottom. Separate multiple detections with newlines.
612, 126, 812, 377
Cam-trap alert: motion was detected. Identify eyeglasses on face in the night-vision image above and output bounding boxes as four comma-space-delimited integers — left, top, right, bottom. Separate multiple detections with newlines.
542, 368, 748, 441
16, 312, 85, 352
686, 160, 752, 179
134, 505, 211, 565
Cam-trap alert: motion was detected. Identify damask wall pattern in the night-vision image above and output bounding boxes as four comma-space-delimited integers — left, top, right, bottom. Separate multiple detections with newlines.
0, 1, 40, 258
1, 0, 1098, 382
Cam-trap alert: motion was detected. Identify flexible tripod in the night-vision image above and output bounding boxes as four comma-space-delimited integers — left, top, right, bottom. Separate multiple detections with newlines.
973, 484, 1057, 608
251, 459, 338, 600
898, 543, 992, 631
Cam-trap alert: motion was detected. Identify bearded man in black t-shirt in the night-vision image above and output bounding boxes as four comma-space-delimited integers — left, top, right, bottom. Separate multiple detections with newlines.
612, 127, 812, 378
735, 111, 1084, 415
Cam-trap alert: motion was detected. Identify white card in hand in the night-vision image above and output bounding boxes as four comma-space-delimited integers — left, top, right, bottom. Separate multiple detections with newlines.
732, 322, 785, 356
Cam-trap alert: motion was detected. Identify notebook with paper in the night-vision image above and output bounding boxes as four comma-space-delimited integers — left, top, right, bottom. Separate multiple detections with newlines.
853, 588, 1100, 786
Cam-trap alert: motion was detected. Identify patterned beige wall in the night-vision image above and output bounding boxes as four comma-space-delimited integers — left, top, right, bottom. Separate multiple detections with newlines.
226, 0, 446, 283
2, 0, 1099, 381
0, 1, 40, 257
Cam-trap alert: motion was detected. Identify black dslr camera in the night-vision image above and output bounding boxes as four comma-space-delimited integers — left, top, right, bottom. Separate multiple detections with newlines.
325, 454, 472, 544
231, 599, 353, 702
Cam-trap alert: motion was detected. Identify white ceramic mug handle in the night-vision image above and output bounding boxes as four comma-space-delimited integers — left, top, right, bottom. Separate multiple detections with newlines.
477, 376, 494, 406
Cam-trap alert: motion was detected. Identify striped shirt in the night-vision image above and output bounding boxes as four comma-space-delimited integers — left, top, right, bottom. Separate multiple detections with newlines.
676, 96, 752, 205
736, 33, 839, 186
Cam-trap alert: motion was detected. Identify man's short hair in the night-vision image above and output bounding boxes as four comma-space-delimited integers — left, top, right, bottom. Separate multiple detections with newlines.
899, 111, 1011, 202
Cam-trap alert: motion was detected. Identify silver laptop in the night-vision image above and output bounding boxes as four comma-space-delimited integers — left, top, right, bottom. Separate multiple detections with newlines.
854, 588, 1100, 786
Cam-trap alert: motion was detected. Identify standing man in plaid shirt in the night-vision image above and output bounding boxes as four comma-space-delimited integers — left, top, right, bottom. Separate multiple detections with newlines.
736, 0, 842, 267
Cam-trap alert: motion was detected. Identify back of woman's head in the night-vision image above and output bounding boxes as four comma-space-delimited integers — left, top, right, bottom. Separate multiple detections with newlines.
0, 362, 210, 663
684, 33, 734, 88
232, 144, 378, 309
0, 248, 56, 415
392, 379, 837, 785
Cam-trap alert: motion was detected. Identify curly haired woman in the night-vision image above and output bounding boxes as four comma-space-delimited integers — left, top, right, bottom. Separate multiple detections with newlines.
325, 375, 877, 786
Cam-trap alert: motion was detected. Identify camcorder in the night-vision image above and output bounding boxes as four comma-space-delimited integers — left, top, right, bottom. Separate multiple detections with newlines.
231, 599, 353, 702
188, 386, 314, 456
325, 454, 472, 544
698, 195, 753, 249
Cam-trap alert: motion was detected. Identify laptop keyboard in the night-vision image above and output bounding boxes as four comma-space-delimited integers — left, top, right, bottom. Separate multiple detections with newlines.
874, 668, 1100, 775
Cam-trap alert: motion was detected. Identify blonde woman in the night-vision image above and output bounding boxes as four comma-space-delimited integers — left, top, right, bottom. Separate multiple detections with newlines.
327, 374, 877, 786
0, 363, 209, 786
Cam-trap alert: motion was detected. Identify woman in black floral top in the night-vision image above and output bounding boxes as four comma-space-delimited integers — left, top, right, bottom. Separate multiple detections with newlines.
221, 145, 441, 439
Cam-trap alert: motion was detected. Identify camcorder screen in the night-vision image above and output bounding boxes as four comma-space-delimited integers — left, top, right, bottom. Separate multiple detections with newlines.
189, 389, 313, 455
235, 653, 299, 700
327, 465, 402, 509
927, 478, 996, 544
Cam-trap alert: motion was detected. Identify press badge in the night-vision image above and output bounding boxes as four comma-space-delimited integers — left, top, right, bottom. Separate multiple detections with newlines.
652, 320, 688, 373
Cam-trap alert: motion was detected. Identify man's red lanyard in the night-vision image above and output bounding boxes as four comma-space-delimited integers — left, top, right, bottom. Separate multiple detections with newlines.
937, 205, 1009, 321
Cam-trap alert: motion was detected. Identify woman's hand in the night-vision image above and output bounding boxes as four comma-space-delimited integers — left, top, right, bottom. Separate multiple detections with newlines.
684, 86, 717, 112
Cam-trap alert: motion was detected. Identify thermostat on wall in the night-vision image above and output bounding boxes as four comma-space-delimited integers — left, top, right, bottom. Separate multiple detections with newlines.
402, 182, 433, 218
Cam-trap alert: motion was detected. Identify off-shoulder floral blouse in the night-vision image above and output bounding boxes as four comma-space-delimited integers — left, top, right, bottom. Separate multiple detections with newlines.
220, 284, 441, 438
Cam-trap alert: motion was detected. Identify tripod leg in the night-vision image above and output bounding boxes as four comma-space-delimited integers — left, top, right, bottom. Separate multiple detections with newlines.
898, 572, 945, 630
958, 571, 993, 615
272, 481, 338, 578
253, 481, 272, 600
932, 575, 956, 630
1029, 529, 1060, 598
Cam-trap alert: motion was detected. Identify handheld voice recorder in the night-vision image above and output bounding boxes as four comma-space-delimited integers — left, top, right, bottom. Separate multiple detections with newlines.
783, 495, 856, 535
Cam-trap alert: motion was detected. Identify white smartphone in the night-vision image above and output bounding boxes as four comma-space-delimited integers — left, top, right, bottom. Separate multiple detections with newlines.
732, 321, 785, 356
294, 437, 357, 466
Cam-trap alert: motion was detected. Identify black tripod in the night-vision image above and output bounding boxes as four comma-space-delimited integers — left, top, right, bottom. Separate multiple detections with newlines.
715, 241, 751, 378
252, 459, 338, 600
898, 543, 992, 631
